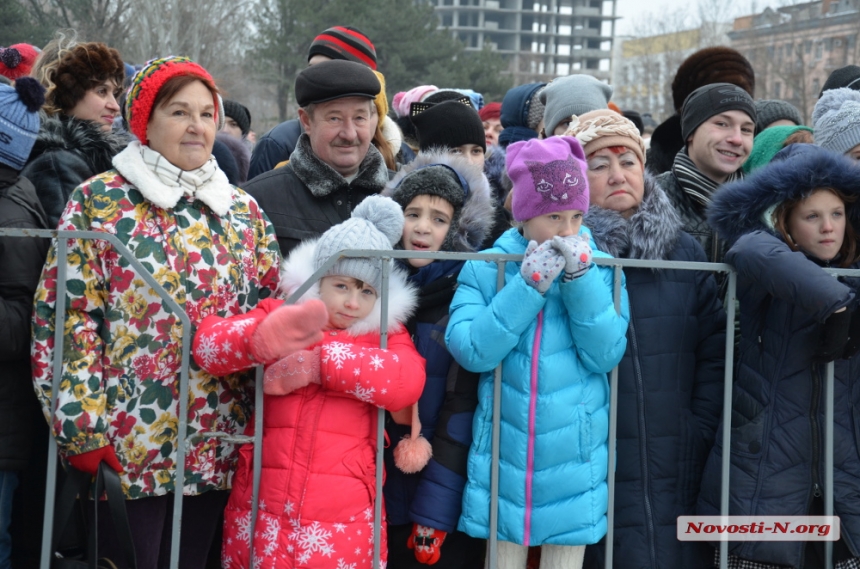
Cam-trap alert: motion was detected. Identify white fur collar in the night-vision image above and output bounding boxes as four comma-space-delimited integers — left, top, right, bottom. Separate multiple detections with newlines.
278, 240, 418, 336
112, 141, 234, 216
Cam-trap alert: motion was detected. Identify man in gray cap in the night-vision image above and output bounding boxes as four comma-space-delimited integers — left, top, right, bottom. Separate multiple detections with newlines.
244, 59, 388, 256
655, 82, 756, 262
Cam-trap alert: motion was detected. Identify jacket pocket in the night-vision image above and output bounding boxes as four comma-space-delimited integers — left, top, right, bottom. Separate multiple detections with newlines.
729, 388, 765, 457
578, 406, 592, 464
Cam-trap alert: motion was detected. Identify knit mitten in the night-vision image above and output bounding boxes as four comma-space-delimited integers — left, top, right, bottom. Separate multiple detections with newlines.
520, 240, 565, 294
817, 308, 851, 362
67, 446, 123, 475
250, 300, 328, 364
408, 523, 447, 565
552, 235, 592, 281
263, 347, 321, 395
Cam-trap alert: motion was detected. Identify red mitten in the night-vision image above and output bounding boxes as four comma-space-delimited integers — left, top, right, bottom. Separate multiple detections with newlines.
67, 446, 123, 475
250, 299, 328, 364
263, 347, 321, 395
408, 523, 447, 565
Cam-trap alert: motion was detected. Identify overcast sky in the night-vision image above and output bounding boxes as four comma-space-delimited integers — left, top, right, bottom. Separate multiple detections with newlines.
613, 0, 774, 36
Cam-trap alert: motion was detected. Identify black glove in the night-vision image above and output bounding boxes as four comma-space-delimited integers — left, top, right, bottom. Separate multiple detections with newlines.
842, 309, 860, 359
817, 309, 851, 362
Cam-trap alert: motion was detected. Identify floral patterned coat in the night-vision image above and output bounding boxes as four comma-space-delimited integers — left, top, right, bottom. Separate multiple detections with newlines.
208, 240, 426, 569
31, 144, 281, 499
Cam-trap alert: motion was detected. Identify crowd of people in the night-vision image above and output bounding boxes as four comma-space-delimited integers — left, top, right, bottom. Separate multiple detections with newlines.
3, 21, 860, 569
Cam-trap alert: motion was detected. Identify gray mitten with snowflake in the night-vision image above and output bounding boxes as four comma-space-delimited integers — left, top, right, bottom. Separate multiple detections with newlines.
552, 235, 593, 282
520, 240, 566, 294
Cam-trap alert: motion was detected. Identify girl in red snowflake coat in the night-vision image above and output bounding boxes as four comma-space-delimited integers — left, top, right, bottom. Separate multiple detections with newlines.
193, 197, 427, 569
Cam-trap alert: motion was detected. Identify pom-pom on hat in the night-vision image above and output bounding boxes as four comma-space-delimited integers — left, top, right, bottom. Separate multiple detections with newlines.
125, 56, 219, 145
410, 99, 486, 152
307, 26, 377, 70
671, 47, 755, 113
566, 109, 646, 165
313, 195, 404, 292
0, 44, 39, 81
540, 74, 613, 136
507, 136, 590, 221
0, 77, 45, 169
812, 87, 860, 155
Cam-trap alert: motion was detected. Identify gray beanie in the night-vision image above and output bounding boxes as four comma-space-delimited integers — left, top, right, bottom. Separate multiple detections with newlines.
754, 99, 803, 135
540, 74, 613, 136
812, 88, 860, 155
313, 195, 404, 291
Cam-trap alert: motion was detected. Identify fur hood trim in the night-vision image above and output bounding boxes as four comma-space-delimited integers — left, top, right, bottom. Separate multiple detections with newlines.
29, 114, 127, 173
381, 116, 403, 154
112, 141, 234, 216
585, 172, 682, 261
278, 239, 418, 336
291, 134, 389, 199
383, 149, 495, 252
708, 144, 860, 245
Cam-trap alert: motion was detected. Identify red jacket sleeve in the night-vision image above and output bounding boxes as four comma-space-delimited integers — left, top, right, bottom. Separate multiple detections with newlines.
319, 329, 426, 413
192, 298, 283, 376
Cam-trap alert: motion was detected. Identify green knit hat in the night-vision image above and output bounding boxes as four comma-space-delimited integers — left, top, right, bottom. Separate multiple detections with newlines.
742, 125, 813, 174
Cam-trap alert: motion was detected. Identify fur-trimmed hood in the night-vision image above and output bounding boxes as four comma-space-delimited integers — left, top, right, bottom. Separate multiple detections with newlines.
381, 115, 403, 155
708, 144, 860, 246
383, 149, 495, 252
27, 114, 127, 173
585, 172, 683, 261
278, 239, 418, 336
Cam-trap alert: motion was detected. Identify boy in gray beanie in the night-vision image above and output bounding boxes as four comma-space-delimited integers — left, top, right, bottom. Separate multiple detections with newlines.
813, 87, 860, 161
540, 74, 612, 137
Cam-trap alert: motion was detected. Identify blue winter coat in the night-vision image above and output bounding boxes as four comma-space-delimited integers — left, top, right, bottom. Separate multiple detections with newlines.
446, 227, 630, 546
699, 145, 860, 566
582, 177, 725, 569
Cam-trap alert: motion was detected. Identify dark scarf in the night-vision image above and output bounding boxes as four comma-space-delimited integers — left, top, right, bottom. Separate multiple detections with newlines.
290, 133, 389, 198
672, 147, 743, 212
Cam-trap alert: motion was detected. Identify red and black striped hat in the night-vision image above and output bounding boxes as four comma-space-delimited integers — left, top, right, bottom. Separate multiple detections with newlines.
307, 26, 377, 70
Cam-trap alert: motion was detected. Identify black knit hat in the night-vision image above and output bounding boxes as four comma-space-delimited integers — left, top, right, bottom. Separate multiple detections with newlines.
294, 60, 380, 107
622, 110, 644, 135
307, 26, 377, 70
821, 65, 860, 96
753, 99, 802, 135
410, 99, 486, 152
671, 47, 755, 113
222, 99, 251, 137
681, 83, 756, 141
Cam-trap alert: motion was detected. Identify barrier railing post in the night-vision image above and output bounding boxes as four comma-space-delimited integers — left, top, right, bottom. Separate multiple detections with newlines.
488, 259, 507, 569
719, 271, 737, 569
373, 257, 391, 569
825, 360, 835, 569
248, 364, 265, 568
604, 264, 623, 569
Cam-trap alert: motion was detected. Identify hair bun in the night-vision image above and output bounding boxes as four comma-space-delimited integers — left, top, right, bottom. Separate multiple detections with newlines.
14, 77, 46, 112
351, 195, 403, 245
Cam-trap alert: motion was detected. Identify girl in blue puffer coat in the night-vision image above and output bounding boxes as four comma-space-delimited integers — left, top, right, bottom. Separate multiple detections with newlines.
702, 144, 860, 568
445, 136, 629, 569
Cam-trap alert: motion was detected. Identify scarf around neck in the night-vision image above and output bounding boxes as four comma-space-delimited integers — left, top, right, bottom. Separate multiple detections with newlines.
672, 147, 743, 211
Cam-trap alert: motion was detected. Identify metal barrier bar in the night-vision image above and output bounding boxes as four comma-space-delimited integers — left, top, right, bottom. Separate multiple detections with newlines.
604, 265, 623, 569
825, 361, 835, 569
719, 271, 738, 569
488, 259, 508, 569
374, 257, 392, 569
248, 364, 264, 568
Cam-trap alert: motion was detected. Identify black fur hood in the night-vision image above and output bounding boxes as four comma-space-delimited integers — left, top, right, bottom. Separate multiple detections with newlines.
28, 114, 128, 174
585, 172, 683, 261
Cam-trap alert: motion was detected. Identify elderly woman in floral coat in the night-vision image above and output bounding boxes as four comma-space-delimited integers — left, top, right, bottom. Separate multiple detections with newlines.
31, 56, 281, 569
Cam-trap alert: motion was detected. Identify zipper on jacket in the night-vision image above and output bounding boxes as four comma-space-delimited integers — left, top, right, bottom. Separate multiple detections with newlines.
810, 365, 822, 500
629, 315, 658, 569
523, 310, 544, 546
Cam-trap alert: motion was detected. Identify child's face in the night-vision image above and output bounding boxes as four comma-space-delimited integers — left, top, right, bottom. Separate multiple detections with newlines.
786, 189, 846, 262
522, 210, 584, 244
450, 144, 485, 169
318, 276, 378, 329
402, 195, 454, 268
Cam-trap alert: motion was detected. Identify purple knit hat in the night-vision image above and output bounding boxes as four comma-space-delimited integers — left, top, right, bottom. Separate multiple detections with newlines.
507, 136, 590, 221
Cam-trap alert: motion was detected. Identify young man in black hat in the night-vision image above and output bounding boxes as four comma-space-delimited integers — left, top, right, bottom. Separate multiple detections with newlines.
655, 82, 756, 263
243, 59, 389, 256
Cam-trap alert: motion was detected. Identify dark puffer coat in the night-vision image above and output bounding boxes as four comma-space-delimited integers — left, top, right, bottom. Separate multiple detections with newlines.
582, 175, 725, 569
699, 144, 860, 566
21, 115, 126, 228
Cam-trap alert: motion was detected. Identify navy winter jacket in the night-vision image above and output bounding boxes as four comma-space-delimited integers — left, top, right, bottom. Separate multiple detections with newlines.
699, 145, 860, 566
583, 176, 725, 569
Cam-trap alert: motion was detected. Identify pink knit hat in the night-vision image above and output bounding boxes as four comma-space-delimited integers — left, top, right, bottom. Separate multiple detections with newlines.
392, 85, 438, 118
507, 136, 590, 222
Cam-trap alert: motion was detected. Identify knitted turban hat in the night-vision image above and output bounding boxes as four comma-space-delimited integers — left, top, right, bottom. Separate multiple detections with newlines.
125, 56, 221, 145
307, 26, 377, 70
813, 87, 860, 155
566, 109, 646, 165
0, 44, 39, 81
671, 47, 755, 113
313, 195, 403, 292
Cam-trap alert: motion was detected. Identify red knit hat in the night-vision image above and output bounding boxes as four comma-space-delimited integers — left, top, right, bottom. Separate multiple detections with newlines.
0, 44, 39, 81
478, 102, 501, 122
125, 55, 219, 145
307, 26, 377, 70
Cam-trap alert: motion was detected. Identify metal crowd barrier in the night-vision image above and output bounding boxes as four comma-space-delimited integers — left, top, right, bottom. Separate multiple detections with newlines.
0, 225, 849, 569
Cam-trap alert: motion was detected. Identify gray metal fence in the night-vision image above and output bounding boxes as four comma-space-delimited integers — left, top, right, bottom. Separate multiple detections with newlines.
2, 226, 850, 569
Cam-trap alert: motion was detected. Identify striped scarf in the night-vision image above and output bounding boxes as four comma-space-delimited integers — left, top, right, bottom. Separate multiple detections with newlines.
672, 147, 743, 211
